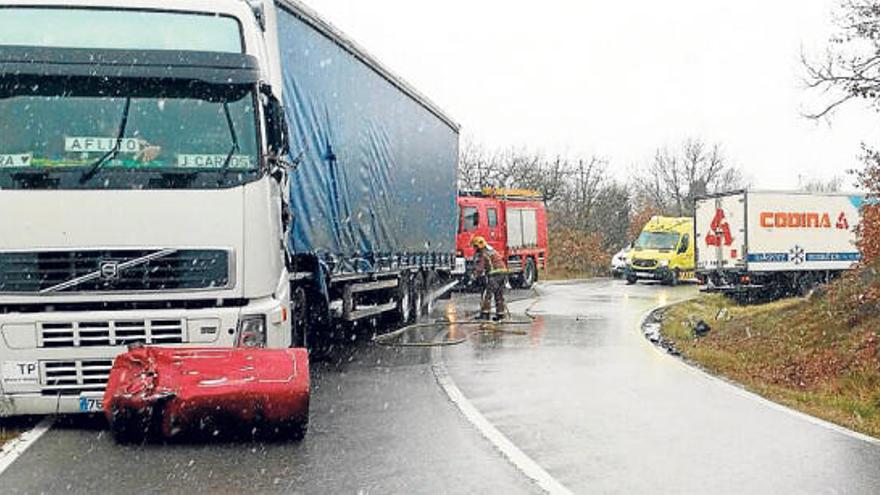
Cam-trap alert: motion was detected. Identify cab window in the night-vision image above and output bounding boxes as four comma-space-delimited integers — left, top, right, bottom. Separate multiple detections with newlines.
487, 208, 498, 228
461, 206, 479, 232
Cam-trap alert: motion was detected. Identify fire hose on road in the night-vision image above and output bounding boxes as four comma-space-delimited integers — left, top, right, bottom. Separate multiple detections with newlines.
372, 315, 535, 348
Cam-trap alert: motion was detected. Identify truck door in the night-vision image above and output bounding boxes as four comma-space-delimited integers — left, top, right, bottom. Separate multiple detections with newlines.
695, 194, 745, 271
486, 204, 503, 245
458, 203, 481, 257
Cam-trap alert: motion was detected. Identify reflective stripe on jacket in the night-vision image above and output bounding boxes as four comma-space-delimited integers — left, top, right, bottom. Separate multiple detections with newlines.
474, 247, 508, 276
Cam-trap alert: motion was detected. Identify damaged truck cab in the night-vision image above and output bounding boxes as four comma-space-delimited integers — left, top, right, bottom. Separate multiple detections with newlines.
0, 0, 459, 416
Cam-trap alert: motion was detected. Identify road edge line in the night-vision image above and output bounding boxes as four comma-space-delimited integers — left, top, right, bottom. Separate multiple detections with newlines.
430, 297, 573, 495
0, 416, 54, 477
637, 302, 880, 446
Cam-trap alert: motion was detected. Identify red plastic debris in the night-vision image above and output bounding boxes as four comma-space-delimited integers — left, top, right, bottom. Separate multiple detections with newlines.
103, 346, 309, 442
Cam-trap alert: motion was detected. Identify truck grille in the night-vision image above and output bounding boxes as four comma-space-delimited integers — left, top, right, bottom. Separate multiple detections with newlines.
38, 319, 186, 348
40, 359, 114, 396
632, 259, 657, 269
0, 249, 230, 294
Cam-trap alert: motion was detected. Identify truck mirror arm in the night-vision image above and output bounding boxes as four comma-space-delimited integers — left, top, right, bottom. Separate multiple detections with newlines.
269, 148, 304, 183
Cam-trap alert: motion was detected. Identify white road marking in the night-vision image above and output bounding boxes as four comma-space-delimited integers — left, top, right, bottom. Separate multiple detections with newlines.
637, 303, 880, 446
0, 417, 54, 476
431, 325, 573, 495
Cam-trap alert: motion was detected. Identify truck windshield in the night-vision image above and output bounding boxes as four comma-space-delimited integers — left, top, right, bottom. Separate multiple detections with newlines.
634, 231, 680, 251
0, 7, 243, 53
0, 91, 260, 190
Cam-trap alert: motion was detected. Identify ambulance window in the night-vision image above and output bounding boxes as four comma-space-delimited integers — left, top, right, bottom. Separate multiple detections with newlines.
488, 208, 498, 228
679, 234, 690, 253
462, 207, 479, 232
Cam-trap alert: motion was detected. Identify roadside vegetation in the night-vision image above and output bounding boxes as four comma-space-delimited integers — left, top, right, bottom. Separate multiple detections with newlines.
659, 263, 880, 438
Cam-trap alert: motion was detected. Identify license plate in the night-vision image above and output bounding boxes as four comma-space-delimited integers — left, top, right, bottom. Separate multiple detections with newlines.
79, 396, 103, 413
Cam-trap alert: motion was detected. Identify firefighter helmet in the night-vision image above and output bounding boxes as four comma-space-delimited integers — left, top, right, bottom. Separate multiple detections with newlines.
470, 236, 488, 249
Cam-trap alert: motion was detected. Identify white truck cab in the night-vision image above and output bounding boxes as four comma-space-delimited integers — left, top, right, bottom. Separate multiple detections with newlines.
0, 0, 292, 415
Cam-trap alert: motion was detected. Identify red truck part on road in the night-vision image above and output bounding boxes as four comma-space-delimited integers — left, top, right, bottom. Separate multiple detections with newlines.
104, 347, 309, 442
457, 188, 549, 289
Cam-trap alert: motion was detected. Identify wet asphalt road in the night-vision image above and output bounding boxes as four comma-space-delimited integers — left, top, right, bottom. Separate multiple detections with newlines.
3, 279, 880, 494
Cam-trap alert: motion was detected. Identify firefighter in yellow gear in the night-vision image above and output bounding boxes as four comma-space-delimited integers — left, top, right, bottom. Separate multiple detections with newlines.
471, 236, 508, 321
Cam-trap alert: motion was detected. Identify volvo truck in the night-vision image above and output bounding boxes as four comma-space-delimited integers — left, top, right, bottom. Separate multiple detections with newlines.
0, 0, 459, 416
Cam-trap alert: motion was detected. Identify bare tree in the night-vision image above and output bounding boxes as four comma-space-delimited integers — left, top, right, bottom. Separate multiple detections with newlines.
798, 175, 846, 192
803, 0, 880, 118
632, 138, 743, 216
458, 140, 569, 202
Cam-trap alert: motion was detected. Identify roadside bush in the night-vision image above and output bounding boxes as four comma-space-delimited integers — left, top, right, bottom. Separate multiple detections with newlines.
856, 146, 880, 265
547, 228, 610, 278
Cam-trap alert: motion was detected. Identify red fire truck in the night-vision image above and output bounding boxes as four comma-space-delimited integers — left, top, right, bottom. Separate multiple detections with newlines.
457, 188, 550, 289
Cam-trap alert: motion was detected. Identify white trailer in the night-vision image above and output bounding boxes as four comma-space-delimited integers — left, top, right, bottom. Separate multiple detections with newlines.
695, 191, 865, 297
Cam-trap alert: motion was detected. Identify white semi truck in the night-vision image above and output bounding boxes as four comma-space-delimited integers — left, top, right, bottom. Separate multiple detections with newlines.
0, 0, 459, 416
695, 190, 865, 298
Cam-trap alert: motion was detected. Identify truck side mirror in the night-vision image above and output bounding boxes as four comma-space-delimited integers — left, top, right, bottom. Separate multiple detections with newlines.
261, 84, 290, 158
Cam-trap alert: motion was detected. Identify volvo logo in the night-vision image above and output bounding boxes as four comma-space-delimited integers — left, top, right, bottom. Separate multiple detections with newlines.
99, 261, 120, 281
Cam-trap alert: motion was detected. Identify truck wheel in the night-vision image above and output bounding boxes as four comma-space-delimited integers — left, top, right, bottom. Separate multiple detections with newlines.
292, 286, 309, 348
110, 406, 147, 444
411, 274, 424, 322
396, 274, 412, 324
512, 258, 537, 289
422, 272, 436, 317
521, 258, 537, 289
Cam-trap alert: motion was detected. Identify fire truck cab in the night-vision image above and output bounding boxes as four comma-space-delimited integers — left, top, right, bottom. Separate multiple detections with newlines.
456, 188, 549, 289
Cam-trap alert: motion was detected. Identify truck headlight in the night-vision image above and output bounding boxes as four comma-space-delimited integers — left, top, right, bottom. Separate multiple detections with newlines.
236, 315, 267, 348
659, 260, 670, 267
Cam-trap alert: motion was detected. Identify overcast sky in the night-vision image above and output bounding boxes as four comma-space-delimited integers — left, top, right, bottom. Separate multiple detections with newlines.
304, 0, 880, 189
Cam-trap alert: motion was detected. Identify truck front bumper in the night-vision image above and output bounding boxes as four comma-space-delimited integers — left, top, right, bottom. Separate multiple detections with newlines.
0, 296, 289, 417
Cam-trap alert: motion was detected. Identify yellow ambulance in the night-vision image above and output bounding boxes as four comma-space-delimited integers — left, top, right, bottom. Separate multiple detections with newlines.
625, 216, 695, 285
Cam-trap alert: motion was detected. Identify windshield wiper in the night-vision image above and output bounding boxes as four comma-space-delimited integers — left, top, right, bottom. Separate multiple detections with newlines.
80, 97, 132, 183
218, 102, 240, 182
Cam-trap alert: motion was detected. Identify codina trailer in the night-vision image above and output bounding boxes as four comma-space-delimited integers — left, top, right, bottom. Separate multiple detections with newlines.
695, 190, 865, 298
0, 0, 459, 416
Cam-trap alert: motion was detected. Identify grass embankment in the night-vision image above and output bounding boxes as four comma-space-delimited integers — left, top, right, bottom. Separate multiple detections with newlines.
659, 268, 880, 439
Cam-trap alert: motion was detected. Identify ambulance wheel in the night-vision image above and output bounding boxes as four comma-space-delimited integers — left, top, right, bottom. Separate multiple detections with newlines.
669, 269, 680, 287
626, 274, 638, 285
